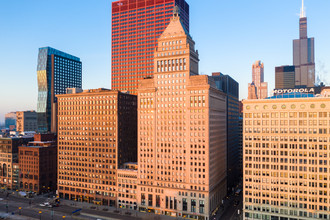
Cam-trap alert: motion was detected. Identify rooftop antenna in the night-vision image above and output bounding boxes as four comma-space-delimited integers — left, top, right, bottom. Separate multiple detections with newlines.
300, 0, 306, 18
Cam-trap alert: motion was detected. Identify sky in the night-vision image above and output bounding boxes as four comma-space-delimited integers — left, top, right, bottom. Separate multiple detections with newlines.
0, 0, 329, 123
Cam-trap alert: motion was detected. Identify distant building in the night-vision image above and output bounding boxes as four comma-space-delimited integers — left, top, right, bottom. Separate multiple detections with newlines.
117, 162, 138, 210
243, 93, 330, 219
16, 111, 37, 133
19, 134, 57, 193
57, 88, 137, 206
37, 47, 82, 133
275, 65, 296, 89
248, 61, 268, 99
111, 0, 189, 94
211, 72, 240, 192
5, 112, 16, 131
293, 0, 315, 87
0, 136, 33, 190
137, 10, 227, 219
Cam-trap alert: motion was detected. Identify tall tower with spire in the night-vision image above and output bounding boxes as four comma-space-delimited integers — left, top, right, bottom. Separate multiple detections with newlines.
293, 0, 315, 87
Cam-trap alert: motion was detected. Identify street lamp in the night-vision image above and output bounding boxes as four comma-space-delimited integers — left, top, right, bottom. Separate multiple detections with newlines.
62, 216, 66, 219
18, 207, 21, 215
39, 210, 42, 220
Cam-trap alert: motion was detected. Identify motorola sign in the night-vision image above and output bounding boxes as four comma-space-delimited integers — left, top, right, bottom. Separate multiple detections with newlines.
273, 87, 321, 95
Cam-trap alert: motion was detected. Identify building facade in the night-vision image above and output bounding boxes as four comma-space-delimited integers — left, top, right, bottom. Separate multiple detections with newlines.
293, 0, 315, 88
211, 72, 240, 192
16, 111, 37, 133
117, 162, 138, 210
248, 61, 268, 99
0, 136, 33, 190
57, 88, 137, 206
19, 134, 57, 193
37, 47, 82, 133
137, 11, 227, 220
275, 65, 296, 90
243, 94, 330, 219
111, 0, 189, 94
5, 112, 17, 131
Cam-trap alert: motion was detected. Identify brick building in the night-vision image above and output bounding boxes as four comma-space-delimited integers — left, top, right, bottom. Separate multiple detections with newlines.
19, 134, 57, 193
56, 88, 137, 206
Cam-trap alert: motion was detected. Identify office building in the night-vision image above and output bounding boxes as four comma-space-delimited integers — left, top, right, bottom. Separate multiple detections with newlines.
0, 136, 33, 190
117, 162, 138, 210
248, 61, 268, 99
19, 134, 57, 193
137, 9, 227, 219
37, 47, 82, 133
5, 112, 17, 131
16, 111, 37, 133
243, 91, 330, 219
57, 88, 137, 206
275, 65, 296, 89
293, 0, 315, 87
211, 72, 240, 191
111, 0, 189, 94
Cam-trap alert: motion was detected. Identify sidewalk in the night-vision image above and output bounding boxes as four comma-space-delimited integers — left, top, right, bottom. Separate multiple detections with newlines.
61, 199, 184, 220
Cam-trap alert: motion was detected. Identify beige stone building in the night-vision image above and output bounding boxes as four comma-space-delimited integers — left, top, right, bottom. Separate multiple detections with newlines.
243, 94, 330, 219
137, 9, 227, 220
56, 88, 137, 206
117, 162, 138, 210
0, 136, 33, 190
16, 111, 37, 133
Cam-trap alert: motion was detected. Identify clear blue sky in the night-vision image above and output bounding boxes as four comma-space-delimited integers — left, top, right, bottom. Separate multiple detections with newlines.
0, 0, 329, 123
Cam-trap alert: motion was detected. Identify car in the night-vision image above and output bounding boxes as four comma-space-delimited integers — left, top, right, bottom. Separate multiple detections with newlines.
0, 198, 3, 201
39, 203, 46, 207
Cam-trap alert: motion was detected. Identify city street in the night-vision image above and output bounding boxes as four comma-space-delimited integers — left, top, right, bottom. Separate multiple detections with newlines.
0, 191, 141, 220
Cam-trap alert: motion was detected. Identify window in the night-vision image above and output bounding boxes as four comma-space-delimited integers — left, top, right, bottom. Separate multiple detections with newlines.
199, 200, 204, 214
191, 199, 196, 212
182, 198, 187, 211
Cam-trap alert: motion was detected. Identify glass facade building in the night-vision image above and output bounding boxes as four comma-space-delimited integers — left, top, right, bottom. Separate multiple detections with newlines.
37, 47, 82, 133
211, 72, 240, 192
111, 0, 189, 94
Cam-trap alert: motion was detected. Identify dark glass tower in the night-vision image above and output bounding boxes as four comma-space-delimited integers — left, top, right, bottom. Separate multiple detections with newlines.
211, 72, 240, 192
37, 47, 82, 133
293, 1, 315, 87
111, 0, 189, 94
275, 65, 295, 89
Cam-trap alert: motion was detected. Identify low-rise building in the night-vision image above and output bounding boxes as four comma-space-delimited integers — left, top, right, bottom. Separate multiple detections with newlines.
117, 162, 138, 210
18, 134, 57, 193
0, 136, 33, 190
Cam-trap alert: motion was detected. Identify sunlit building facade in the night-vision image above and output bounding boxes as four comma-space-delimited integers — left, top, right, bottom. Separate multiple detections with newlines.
37, 47, 82, 133
248, 61, 268, 100
111, 0, 189, 94
16, 111, 37, 133
57, 88, 137, 206
243, 93, 330, 219
137, 10, 227, 220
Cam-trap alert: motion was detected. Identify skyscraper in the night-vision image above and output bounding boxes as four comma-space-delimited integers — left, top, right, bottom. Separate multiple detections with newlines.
16, 111, 37, 133
293, 0, 315, 87
57, 88, 137, 206
248, 61, 268, 99
37, 47, 82, 133
137, 9, 227, 219
111, 0, 189, 94
5, 112, 17, 130
275, 65, 296, 89
211, 72, 240, 192
243, 90, 330, 219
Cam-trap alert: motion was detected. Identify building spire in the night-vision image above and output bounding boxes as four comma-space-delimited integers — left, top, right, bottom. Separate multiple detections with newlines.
300, 0, 306, 18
